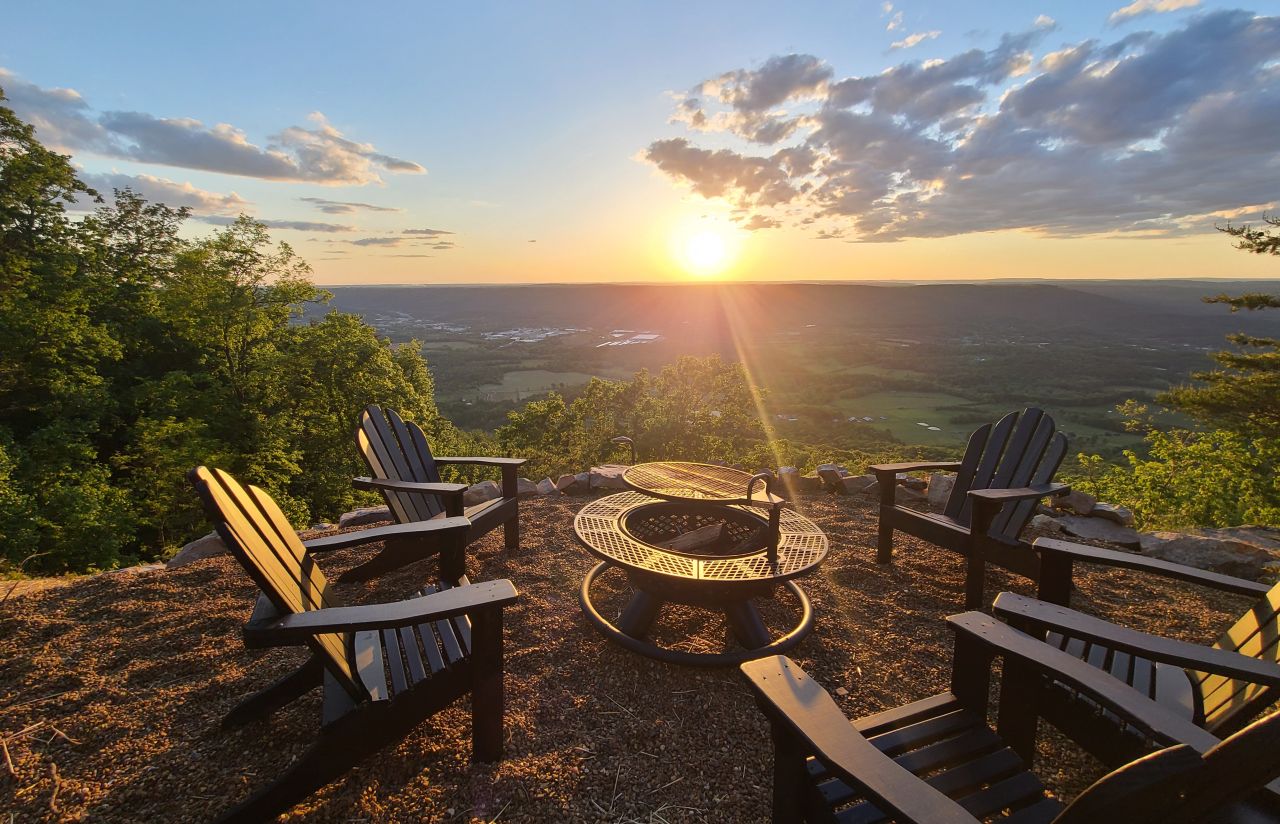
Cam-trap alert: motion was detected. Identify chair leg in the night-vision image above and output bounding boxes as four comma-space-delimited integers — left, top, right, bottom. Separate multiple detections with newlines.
964, 554, 985, 610
503, 515, 519, 554
770, 719, 808, 824
222, 657, 323, 729
471, 608, 505, 762
876, 514, 894, 564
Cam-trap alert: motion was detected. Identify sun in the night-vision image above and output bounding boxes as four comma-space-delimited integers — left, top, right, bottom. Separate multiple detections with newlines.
671, 221, 742, 277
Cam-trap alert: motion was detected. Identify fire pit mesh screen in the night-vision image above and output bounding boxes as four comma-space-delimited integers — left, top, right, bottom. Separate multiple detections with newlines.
622, 503, 764, 557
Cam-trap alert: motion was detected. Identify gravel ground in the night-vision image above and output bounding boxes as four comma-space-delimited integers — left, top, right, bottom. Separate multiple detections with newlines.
0, 494, 1250, 823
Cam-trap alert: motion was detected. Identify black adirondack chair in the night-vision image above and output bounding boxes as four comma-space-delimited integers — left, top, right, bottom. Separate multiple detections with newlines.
189, 466, 519, 823
985, 536, 1280, 760
870, 407, 1069, 608
743, 611, 1280, 824
351, 404, 525, 581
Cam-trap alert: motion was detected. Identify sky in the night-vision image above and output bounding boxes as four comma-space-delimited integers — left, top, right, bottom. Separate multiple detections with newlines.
3, 0, 1279, 284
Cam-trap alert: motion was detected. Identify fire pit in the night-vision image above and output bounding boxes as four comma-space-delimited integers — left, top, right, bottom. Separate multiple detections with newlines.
575, 464, 828, 666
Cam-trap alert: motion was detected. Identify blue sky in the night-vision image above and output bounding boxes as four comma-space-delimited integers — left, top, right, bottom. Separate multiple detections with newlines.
3, 1, 1278, 282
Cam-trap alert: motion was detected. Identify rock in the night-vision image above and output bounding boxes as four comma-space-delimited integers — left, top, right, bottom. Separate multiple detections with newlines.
861, 480, 881, 497
297, 524, 336, 540
1057, 515, 1141, 548
167, 531, 227, 569
797, 473, 825, 494
517, 477, 539, 496
589, 464, 629, 489
464, 480, 502, 506
817, 465, 848, 492
775, 466, 801, 499
105, 562, 165, 577
927, 473, 955, 508
895, 486, 927, 505
1029, 513, 1064, 533
555, 474, 578, 493
338, 506, 392, 529
841, 474, 877, 495
1139, 528, 1280, 580
536, 477, 561, 496
1091, 502, 1135, 527
1053, 490, 1096, 516
899, 476, 927, 491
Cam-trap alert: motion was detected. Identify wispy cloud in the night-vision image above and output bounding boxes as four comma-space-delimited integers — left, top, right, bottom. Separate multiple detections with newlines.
1109, 0, 1200, 24
0, 69, 425, 185
299, 196, 401, 214
195, 215, 356, 232
643, 11, 1280, 242
402, 227, 455, 236
890, 30, 942, 50
74, 172, 249, 214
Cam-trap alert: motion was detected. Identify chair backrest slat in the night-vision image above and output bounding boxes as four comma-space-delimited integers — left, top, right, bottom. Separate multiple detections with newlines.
358, 405, 444, 522
988, 413, 1057, 538
1195, 583, 1280, 732
997, 431, 1068, 542
943, 423, 991, 521
953, 410, 1018, 524
189, 466, 366, 701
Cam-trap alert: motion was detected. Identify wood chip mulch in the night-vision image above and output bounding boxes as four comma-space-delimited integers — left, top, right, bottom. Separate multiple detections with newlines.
0, 494, 1249, 822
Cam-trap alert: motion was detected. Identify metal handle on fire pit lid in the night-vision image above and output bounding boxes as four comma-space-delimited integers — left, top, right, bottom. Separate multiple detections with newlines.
747, 473, 782, 563
610, 436, 636, 466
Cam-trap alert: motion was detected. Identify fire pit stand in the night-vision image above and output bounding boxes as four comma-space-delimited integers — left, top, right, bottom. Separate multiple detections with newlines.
575, 464, 828, 666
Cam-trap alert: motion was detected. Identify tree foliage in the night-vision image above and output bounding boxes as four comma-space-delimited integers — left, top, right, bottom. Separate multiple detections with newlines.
0, 90, 450, 571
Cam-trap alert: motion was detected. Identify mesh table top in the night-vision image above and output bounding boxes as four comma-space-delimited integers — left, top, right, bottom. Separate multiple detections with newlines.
573, 492, 828, 582
622, 462, 785, 506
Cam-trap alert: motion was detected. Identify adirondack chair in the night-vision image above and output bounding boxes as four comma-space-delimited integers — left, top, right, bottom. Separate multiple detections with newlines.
189, 466, 519, 823
870, 407, 1069, 608
985, 536, 1280, 761
351, 404, 525, 582
742, 612, 1280, 824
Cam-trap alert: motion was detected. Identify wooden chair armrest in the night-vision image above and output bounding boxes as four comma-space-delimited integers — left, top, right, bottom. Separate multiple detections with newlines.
1033, 537, 1270, 598
303, 517, 471, 553
433, 456, 527, 467
740, 656, 976, 824
968, 483, 1070, 504
353, 477, 468, 497
947, 612, 1222, 753
869, 461, 963, 475
992, 593, 1280, 686
247, 579, 519, 642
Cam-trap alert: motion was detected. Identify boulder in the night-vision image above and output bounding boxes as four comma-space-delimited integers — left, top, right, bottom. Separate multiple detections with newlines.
1140, 528, 1280, 580
517, 477, 539, 496
1057, 515, 1141, 548
1053, 490, 1096, 516
338, 506, 392, 529
775, 466, 801, 499
464, 480, 502, 506
841, 474, 877, 495
589, 464, 629, 490
899, 476, 927, 491
927, 473, 955, 508
555, 474, 578, 493
105, 562, 165, 577
817, 465, 848, 492
796, 473, 825, 494
895, 486, 927, 505
167, 531, 228, 569
536, 477, 561, 496
1091, 502, 1135, 527
1029, 513, 1064, 534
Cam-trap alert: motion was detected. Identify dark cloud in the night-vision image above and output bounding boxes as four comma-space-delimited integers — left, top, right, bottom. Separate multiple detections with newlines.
299, 197, 401, 214
1, 71, 424, 185
643, 10, 1280, 241
402, 227, 455, 236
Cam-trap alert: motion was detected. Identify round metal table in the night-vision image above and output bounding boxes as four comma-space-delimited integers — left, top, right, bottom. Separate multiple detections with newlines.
575, 483, 828, 666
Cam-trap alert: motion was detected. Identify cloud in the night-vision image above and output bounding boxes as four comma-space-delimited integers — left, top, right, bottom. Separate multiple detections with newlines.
0, 70, 424, 185
299, 196, 401, 214
1109, 0, 1200, 24
886, 11, 904, 31
891, 30, 942, 50
328, 235, 458, 249
401, 227, 455, 236
195, 215, 356, 232
643, 10, 1280, 242
75, 172, 249, 214
740, 214, 781, 230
